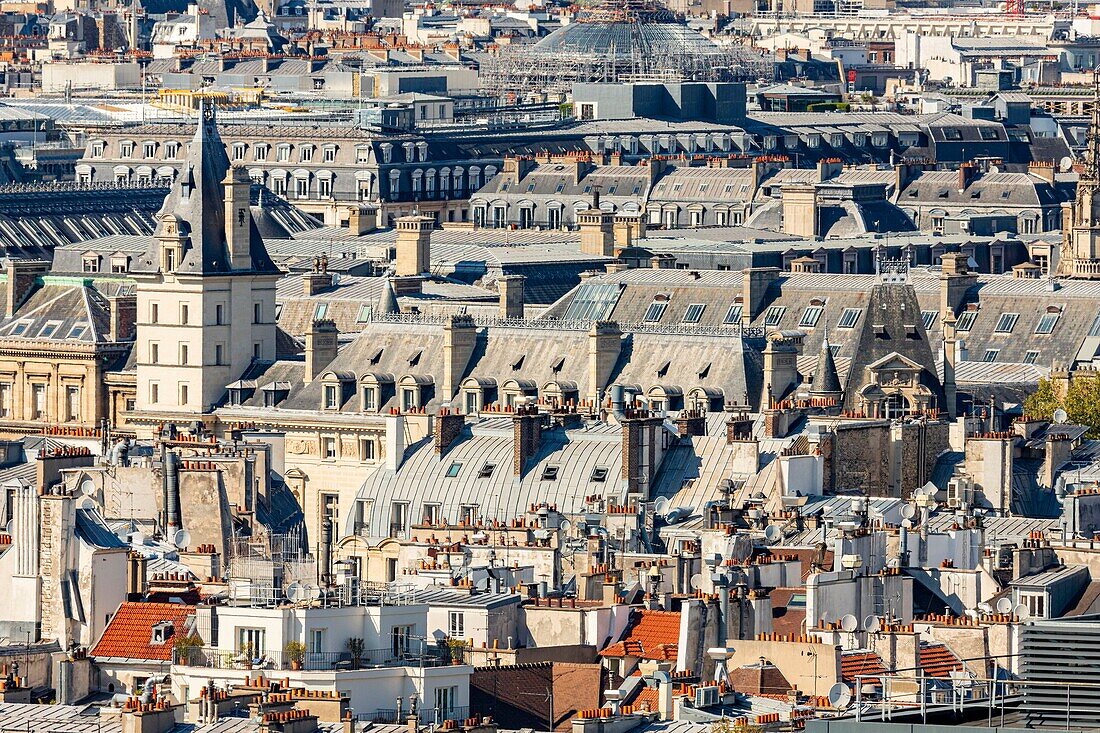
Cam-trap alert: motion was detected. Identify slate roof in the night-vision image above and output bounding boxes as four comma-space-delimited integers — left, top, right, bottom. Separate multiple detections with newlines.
0, 280, 118, 346
91, 602, 197, 662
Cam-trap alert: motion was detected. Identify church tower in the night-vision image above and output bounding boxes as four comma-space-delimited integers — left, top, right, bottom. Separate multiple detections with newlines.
130, 103, 281, 433
1061, 69, 1100, 278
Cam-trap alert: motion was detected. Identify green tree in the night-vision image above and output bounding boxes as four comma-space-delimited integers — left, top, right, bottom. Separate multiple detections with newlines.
1024, 378, 1061, 421
1025, 376, 1100, 438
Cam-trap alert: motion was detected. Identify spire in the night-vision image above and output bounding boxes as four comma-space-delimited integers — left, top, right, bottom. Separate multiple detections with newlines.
377, 278, 399, 315
1085, 67, 1100, 191
810, 317, 842, 399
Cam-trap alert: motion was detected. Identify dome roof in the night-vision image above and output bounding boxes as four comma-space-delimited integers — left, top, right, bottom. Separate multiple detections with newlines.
532, 14, 725, 60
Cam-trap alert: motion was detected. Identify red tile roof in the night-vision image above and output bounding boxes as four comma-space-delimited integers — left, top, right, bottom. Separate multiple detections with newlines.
599, 609, 680, 661
769, 588, 808, 637
91, 602, 197, 662
920, 643, 963, 678
841, 651, 888, 684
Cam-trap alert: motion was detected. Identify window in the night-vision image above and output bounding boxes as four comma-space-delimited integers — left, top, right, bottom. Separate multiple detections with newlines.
65, 386, 80, 422
683, 304, 705, 323
215, 304, 225, 325
253, 303, 262, 324
150, 383, 159, 404
446, 462, 462, 478
361, 387, 377, 412
143, 141, 156, 158
838, 308, 861, 329
90, 141, 104, 157
150, 342, 159, 364
276, 144, 291, 162
150, 303, 159, 324
11, 321, 28, 336
179, 383, 188, 405
237, 628, 265, 655
39, 322, 58, 339
314, 303, 328, 319
390, 502, 409, 538
1089, 311, 1100, 337
309, 628, 325, 654
642, 301, 667, 322
322, 436, 337, 459
214, 344, 224, 365
324, 385, 339, 409
591, 467, 609, 482
724, 304, 743, 324
392, 625, 413, 657
994, 313, 1019, 334
435, 686, 457, 719
319, 178, 332, 198
799, 305, 823, 328
764, 306, 786, 327
179, 343, 188, 365
323, 146, 337, 163
1024, 350, 1040, 365
478, 462, 495, 478
448, 612, 465, 638
120, 141, 134, 157
232, 143, 246, 161
356, 304, 372, 323
295, 177, 309, 199
982, 349, 1000, 362
1036, 312, 1060, 334
300, 146, 314, 162
402, 388, 418, 411
179, 304, 189, 324
541, 465, 559, 481
254, 145, 268, 162
955, 311, 977, 331
422, 503, 441, 524
82, 256, 99, 273
921, 310, 938, 330
0, 383, 10, 417
1020, 591, 1046, 619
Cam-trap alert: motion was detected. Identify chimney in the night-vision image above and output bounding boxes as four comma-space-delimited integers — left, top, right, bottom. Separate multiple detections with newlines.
512, 404, 542, 476
120, 702, 178, 733
957, 161, 976, 192
621, 411, 663, 497
614, 213, 646, 250
385, 413, 406, 472
502, 156, 535, 186
588, 321, 622, 406
442, 314, 477, 403
781, 184, 818, 238
578, 206, 614, 257
741, 267, 780, 324
223, 165, 252, 270
674, 409, 706, 436
435, 408, 465, 455
304, 319, 338, 384
5, 259, 48, 318
816, 158, 841, 181
127, 550, 147, 599
395, 215, 433, 277
938, 252, 978, 319
348, 206, 377, 235
497, 274, 525, 319
108, 293, 137, 341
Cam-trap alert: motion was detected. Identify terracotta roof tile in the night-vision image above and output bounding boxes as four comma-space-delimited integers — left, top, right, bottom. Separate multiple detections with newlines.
920, 643, 963, 678
91, 602, 197, 662
598, 609, 680, 661
841, 651, 888, 683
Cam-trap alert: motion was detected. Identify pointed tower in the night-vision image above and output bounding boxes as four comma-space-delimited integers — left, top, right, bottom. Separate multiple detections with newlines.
1061, 69, 1100, 278
130, 103, 281, 433
810, 319, 842, 402
377, 278, 399, 315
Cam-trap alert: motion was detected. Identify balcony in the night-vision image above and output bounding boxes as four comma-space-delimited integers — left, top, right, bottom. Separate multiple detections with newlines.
174, 644, 448, 672
362, 706, 470, 725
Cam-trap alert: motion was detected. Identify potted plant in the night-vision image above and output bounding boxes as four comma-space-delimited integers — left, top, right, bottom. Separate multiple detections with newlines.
237, 642, 255, 670
172, 634, 203, 665
285, 641, 307, 671
446, 638, 465, 665
347, 637, 364, 669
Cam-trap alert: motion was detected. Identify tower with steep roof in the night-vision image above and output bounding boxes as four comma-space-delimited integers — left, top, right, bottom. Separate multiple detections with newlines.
130, 103, 281, 430
1061, 69, 1100, 278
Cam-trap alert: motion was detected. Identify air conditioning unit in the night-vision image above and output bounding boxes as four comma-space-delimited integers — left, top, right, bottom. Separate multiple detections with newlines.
948, 477, 973, 509
695, 686, 720, 708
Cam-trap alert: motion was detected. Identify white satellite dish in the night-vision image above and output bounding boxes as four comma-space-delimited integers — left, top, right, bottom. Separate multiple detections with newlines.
307, 585, 323, 601
653, 497, 671, 516
689, 574, 706, 591
286, 582, 304, 603
1053, 408, 1069, 424
79, 479, 96, 496
921, 482, 938, 497
173, 529, 191, 549
863, 614, 881, 633
964, 609, 978, 620
900, 504, 916, 520
560, 519, 573, 534
764, 524, 782, 543
4, 520, 12, 534
828, 683, 852, 709
1013, 603, 1030, 620
841, 614, 858, 633
79, 497, 96, 511
473, 531, 490, 542
977, 602, 993, 615
1060, 155, 1075, 173
996, 597, 1013, 614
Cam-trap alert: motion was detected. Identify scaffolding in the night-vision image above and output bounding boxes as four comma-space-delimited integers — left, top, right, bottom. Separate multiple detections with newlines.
226, 529, 315, 606
479, 0, 773, 98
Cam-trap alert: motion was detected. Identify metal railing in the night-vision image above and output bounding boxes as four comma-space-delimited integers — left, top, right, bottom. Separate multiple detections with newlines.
361, 706, 470, 724
174, 644, 447, 672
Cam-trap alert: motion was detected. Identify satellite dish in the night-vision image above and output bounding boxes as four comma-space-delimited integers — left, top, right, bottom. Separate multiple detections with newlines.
308, 585, 323, 601
1013, 603, 1030, 620
654, 497, 670, 516
827, 683, 852, 709
79, 479, 96, 496
4, 520, 12, 534
921, 482, 938, 497
532, 529, 550, 540
689, 574, 706, 590
79, 497, 97, 511
560, 519, 573, 534
1053, 408, 1068, 424
863, 614, 881, 633
286, 582, 304, 603
996, 597, 1012, 614
841, 614, 858, 633
977, 602, 993, 614
900, 504, 915, 519
173, 529, 191, 549
764, 524, 782, 543
1060, 155, 1074, 172
964, 609, 978, 620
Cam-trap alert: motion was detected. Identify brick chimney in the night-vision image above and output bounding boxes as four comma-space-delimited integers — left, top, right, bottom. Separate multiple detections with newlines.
5, 259, 48, 318
108, 293, 137, 341
435, 408, 465, 456
674, 409, 706, 437
957, 161, 976, 192
512, 404, 542, 476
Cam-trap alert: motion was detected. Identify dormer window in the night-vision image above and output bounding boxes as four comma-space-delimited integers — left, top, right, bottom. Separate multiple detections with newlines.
361, 386, 377, 412
82, 254, 100, 273
323, 384, 339, 410
150, 621, 174, 645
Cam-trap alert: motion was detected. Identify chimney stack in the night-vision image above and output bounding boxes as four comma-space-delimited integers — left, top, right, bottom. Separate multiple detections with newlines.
108, 293, 137, 341
512, 404, 542, 476
434, 408, 465, 455
497, 274, 525, 319
395, 215, 433, 277
5, 259, 48, 319
304, 320, 338, 384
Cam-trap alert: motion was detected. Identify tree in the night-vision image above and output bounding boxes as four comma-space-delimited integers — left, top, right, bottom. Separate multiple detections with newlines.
1024, 376, 1100, 438
1024, 378, 1061, 421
